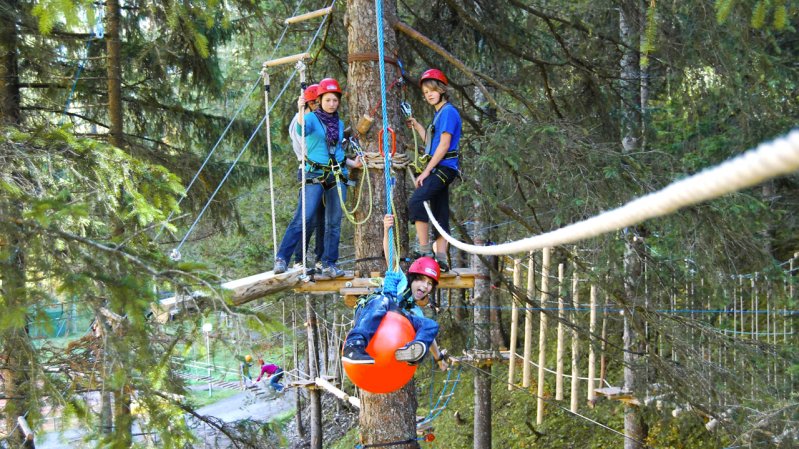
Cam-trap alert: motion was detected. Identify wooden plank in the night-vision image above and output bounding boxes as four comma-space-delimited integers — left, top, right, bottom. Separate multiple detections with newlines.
228, 268, 303, 305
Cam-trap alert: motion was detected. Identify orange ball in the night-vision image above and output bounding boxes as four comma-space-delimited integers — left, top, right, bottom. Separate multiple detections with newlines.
343, 311, 417, 393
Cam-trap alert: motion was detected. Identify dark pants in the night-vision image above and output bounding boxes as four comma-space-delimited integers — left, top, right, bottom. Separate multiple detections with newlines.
269, 368, 284, 392
292, 168, 325, 264
408, 166, 458, 238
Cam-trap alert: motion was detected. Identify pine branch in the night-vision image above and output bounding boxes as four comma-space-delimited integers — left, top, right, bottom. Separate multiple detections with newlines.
391, 19, 502, 114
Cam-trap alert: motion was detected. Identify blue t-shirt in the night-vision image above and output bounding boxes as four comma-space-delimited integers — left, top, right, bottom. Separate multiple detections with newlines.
427, 103, 461, 171
296, 112, 347, 177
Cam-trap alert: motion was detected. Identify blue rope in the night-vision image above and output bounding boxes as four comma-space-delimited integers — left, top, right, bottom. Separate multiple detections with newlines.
375, 0, 396, 272
59, 39, 93, 126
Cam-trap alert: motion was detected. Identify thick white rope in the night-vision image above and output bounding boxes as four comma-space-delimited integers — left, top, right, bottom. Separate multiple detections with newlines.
426, 129, 799, 256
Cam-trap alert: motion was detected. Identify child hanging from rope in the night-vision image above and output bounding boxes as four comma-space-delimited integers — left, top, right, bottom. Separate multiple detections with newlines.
274, 78, 362, 278
406, 69, 462, 272
341, 214, 448, 370
288, 83, 325, 271
255, 358, 285, 393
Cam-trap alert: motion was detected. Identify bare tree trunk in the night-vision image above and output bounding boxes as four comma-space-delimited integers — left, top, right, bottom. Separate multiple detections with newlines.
472, 201, 492, 449
106, 0, 123, 148
292, 306, 306, 439
620, 1, 647, 447
0, 0, 20, 125
306, 295, 323, 449
348, 0, 408, 271
347, 0, 418, 446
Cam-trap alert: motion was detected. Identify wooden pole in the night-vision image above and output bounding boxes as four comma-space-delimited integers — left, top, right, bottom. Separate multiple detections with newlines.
315, 377, 360, 408
556, 263, 565, 400
570, 269, 580, 413
522, 252, 535, 388
263, 52, 310, 67
536, 247, 550, 425
17, 416, 35, 446
285, 7, 333, 24
508, 258, 521, 390
587, 283, 597, 403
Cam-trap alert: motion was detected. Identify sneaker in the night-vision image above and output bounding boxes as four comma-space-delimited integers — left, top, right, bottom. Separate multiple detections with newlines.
321, 264, 344, 278
341, 342, 374, 365
395, 341, 427, 364
314, 261, 324, 271
274, 258, 287, 274
435, 253, 450, 272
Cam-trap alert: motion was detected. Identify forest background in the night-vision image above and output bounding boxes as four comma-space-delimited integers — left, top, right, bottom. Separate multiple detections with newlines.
1, 0, 798, 448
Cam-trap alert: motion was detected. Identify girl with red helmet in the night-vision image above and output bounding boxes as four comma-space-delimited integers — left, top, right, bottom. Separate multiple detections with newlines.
341, 214, 447, 369
274, 78, 361, 278
288, 83, 325, 268
405, 69, 462, 272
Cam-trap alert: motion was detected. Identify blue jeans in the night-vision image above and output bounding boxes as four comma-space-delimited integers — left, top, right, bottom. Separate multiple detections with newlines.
277, 181, 346, 266
292, 169, 325, 264
346, 295, 439, 353
270, 369, 284, 392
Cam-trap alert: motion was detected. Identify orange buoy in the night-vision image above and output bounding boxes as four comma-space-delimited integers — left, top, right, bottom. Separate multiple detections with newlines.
343, 311, 417, 393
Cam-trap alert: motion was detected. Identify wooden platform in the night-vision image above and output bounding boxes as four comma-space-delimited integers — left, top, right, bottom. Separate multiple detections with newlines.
594, 386, 640, 406
155, 267, 477, 319
449, 349, 511, 366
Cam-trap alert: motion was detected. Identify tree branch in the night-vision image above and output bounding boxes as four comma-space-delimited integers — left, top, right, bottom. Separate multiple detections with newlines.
391, 19, 502, 114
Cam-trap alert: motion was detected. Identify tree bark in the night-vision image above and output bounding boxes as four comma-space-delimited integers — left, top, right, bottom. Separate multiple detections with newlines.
306, 295, 323, 449
472, 202, 492, 449
1, 201, 28, 447
347, 1, 419, 447
620, 1, 647, 448
0, 0, 21, 124
106, 0, 123, 148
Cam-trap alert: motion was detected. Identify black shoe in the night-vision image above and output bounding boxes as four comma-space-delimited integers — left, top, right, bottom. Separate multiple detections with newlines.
395, 341, 427, 364
341, 342, 374, 365
433, 253, 449, 272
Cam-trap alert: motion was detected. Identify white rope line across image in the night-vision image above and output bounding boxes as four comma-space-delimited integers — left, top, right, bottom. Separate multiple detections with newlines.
427, 129, 799, 256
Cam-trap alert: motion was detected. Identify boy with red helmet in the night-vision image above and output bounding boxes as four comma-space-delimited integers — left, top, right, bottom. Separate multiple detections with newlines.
341, 215, 446, 367
405, 69, 462, 272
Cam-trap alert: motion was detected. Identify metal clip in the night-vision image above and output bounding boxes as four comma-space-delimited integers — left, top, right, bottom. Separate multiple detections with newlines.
400, 101, 413, 118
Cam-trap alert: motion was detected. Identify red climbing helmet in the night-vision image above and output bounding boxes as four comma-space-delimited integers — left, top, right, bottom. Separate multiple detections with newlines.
408, 256, 440, 284
318, 78, 342, 95
419, 68, 448, 86
304, 84, 320, 102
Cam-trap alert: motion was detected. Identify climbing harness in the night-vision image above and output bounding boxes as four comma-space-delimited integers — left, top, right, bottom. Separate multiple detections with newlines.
167, 0, 336, 262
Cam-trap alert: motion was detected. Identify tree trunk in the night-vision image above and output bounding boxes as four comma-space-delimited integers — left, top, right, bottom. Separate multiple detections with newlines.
293, 301, 305, 439
0, 0, 21, 124
347, 0, 418, 447
1, 201, 28, 447
620, 1, 647, 447
348, 0, 408, 274
472, 202, 492, 449
106, 0, 123, 147
306, 295, 323, 449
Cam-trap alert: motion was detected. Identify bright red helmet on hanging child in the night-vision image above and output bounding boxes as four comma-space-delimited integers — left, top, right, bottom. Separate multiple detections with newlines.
419, 68, 448, 86
304, 84, 320, 102
318, 78, 342, 95
408, 256, 440, 284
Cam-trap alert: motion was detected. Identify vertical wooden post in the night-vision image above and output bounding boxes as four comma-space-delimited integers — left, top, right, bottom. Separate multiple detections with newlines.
522, 252, 535, 388
536, 247, 550, 425
570, 269, 580, 413
556, 263, 565, 400
599, 284, 609, 387
508, 258, 521, 390
587, 283, 597, 403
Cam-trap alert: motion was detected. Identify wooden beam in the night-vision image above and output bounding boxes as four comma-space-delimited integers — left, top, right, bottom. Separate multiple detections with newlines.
17, 416, 35, 446
263, 52, 310, 67
315, 377, 360, 408
285, 7, 332, 24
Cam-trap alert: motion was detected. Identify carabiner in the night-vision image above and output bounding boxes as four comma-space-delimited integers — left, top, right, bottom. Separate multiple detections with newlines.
378, 127, 397, 158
